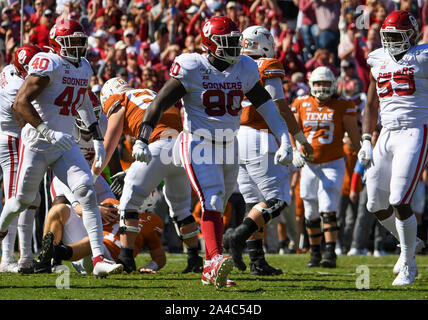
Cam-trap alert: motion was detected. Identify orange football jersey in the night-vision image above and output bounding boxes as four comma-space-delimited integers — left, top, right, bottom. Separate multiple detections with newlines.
103, 89, 182, 143
240, 58, 285, 131
292, 95, 357, 164
103, 211, 164, 261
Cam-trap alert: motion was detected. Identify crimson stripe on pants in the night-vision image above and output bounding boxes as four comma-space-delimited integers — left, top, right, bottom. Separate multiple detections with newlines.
14, 141, 24, 198
7, 136, 16, 199
182, 132, 206, 211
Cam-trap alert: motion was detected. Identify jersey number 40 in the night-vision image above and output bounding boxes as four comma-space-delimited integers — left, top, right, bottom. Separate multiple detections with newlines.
54, 86, 86, 116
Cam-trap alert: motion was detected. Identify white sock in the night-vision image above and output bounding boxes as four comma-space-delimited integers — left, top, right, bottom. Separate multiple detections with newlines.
1, 216, 18, 263
74, 186, 104, 258
396, 215, 417, 264
378, 213, 399, 240
81, 207, 104, 258
18, 208, 36, 261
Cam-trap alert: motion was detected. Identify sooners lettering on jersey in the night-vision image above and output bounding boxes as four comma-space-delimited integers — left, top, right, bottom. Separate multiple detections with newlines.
21, 51, 93, 151
292, 95, 356, 163
368, 44, 428, 129
103, 89, 182, 143
103, 212, 163, 261
170, 53, 259, 141
240, 58, 285, 131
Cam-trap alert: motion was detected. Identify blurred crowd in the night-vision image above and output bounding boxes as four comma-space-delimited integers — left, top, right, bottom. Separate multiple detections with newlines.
1, 0, 428, 257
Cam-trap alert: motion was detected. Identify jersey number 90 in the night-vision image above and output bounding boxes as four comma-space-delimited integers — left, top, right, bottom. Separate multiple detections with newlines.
202, 89, 244, 116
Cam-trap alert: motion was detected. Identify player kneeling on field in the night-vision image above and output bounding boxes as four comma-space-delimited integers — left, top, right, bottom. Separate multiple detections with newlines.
34, 197, 166, 275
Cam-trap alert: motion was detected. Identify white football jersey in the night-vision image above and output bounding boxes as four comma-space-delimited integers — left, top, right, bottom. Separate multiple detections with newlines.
73, 112, 108, 165
20, 51, 93, 152
0, 64, 24, 138
368, 44, 428, 129
171, 53, 260, 142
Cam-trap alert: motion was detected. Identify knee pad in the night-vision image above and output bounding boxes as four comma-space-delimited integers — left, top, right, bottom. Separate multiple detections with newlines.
305, 218, 323, 238
5, 197, 28, 215
29, 192, 41, 209
321, 212, 339, 233
73, 185, 97, 209
254, 198, 286, 224
119, 210, 140, 234
172, 215, 199, 240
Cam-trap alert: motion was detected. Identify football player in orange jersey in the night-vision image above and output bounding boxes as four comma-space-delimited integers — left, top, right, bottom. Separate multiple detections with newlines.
223, 26, 314, 276
92, 78, 202, 275
35, 197, 166, 274
291, 66, 360, 268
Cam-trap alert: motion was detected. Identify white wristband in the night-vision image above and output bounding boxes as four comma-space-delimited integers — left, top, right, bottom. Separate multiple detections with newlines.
142, 260, 159, 271
294, 131, 308, 145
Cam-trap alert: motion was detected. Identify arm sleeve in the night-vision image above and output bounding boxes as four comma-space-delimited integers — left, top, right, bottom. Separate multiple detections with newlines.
76, 90, 98, 126
264, 77, 285, 101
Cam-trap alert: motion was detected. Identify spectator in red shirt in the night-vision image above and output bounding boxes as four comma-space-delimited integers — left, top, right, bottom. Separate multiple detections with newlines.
29, 10, 54, 48
29, 0, 46, 27
96, 0, 122, 29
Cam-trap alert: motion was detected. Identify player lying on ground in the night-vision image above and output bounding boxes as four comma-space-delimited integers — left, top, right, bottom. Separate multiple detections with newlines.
35, 197, 166, 274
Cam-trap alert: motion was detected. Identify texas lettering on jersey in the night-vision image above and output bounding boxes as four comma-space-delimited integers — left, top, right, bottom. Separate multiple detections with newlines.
292, 95, 356, 164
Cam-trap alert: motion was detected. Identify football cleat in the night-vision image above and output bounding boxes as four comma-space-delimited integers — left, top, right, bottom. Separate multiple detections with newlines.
250, 259, 283, 276
18, 258, 35, 274
320, 250, 337, 268
393, 238, 425, 275
201, 259, 236, 288
347, 248, 368, 256
227, 229, 247, 271
0, 260, 19, 273
182, 255, 203, 274
392, 262, 418, 286
93, 255, 123, 278
211, 255, 234, 289
306, 252, 322, 268
34, 232, 55, 273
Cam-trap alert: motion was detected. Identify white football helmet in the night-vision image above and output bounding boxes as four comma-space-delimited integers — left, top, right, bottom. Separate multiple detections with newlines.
241, 25, 275, 58
100, 77, 132, 107
309, 66, 336, 100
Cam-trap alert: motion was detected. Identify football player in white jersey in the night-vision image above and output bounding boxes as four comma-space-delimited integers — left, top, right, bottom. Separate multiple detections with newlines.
223, 26, 313, 276
0, 45, 43, 273
133, 16, 293, 288
0, 19, 122, 277
50, 90, 115, 209
358, 10, 427, 286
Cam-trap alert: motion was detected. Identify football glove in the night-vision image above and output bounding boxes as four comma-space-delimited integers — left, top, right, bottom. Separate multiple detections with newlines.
37, 123, 74, 151
274, 142, 293, 166
132, 139, 152, 163
110, 170, 127, 197
358, 139, 373, 167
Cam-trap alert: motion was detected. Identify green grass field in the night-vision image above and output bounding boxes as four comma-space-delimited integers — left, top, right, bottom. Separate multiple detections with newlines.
1, 252, 428, 301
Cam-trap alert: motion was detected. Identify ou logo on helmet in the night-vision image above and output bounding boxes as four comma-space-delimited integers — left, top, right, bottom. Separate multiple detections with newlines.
18, 50, 27, 65
203, 21, 213, 37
